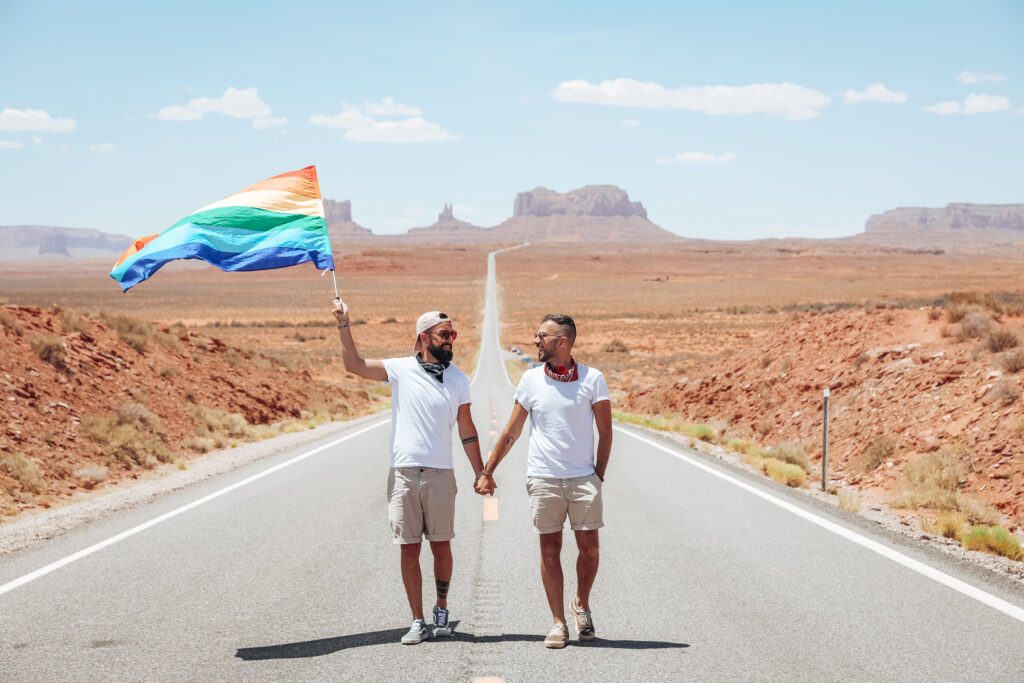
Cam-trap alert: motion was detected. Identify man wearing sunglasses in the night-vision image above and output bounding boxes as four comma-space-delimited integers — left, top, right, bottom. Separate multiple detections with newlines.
475, 314, 612, 648
332, 299, 485, 645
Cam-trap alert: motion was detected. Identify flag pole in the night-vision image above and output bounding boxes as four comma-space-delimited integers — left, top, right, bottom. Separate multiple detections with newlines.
331, 269, 339, 299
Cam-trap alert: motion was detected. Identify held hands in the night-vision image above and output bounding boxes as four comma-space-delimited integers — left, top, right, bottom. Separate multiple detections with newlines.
331, 297, 350, 325
474, 472, 496, 496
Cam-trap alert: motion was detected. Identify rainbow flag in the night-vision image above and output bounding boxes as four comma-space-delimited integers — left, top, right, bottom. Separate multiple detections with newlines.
110, 166, 334, 292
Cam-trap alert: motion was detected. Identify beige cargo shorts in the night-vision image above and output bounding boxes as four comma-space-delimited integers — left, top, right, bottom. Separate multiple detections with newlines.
386, 466, 458, 544
526, 473, 603, 534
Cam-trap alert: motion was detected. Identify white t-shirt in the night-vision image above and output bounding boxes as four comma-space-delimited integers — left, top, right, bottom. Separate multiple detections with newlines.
382, 356, 471, 469
514, 363, 610, 478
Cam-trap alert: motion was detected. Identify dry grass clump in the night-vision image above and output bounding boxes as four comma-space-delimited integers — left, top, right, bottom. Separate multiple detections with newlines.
81, 402, 172, 468
0, 451, 47, 494
760, 458, 806, 487
990, 377, 1021, 405
99, 312, 152, 353
0, 310, 25, 336
997, 349, 1024, 374
184, 436, 217, 453
837, 489, 861, 512
891, 448, 961, 510
923, 511, 969, 539
727, 439, 761, 457
764, 442, 809, 472
74, 464, 108, 488
753, 419, 773, 436
958, 312, 992, 340
61, 314, 92, 335
960, 526, 1024, 562
685, 424, 715, 442
29, 335, 67, 370
987, 329, 1020, 353
956, 494, 1002, 526
856, 435, 898, 472
154, 331, 184, 353
187, 403, 254, 447
603, 339, 629, 353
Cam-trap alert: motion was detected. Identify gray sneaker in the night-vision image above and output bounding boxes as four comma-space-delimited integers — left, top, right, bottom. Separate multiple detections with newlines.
544, 623, 569, 649
570, 598, 595, 640
401, 619, 429, 645
432, 606, 452, 637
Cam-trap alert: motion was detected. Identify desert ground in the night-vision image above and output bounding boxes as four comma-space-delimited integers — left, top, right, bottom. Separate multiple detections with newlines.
3, 241, 1024, 564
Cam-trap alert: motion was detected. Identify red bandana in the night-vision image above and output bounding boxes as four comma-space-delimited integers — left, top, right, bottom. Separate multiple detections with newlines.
545, 358, 579, 382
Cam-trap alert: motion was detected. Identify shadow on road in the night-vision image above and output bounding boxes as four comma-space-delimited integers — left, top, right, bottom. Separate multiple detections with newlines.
236, 622, 687, 660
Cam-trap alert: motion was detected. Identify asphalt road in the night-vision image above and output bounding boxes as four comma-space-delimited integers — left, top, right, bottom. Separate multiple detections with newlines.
3, 247, 1024, 681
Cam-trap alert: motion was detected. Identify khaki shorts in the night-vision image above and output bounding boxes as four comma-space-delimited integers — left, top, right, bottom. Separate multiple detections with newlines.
526, 473, 603, 534
386, 467, 457, 544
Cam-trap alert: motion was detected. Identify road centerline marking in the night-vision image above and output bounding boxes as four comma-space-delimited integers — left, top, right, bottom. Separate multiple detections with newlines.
616, 425, 1024, 625
483, 498, 499, 521
0, 419, 390, 598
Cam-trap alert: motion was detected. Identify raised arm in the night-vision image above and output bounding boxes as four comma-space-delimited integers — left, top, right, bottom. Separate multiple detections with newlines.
475, 401, 529, 495
332, 298, 387, 382
593, 399, 612, 481
457, 403, 485, 484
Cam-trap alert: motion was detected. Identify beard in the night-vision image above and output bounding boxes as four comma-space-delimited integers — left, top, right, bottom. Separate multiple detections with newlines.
537, 345, 552, 363
427, 342, 453, 363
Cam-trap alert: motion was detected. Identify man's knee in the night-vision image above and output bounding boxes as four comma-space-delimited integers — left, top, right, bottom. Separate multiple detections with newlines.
400, 542, 422, 560
429, 540, 452, 558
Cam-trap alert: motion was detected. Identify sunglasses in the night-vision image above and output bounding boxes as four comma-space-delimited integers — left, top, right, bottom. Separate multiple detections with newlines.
534, 331, 563, 341
433, 329, 457, 341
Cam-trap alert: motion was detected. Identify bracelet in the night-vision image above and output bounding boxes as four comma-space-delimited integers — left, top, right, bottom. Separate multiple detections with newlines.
481, 470, 493, 477
336, 323, 350, 329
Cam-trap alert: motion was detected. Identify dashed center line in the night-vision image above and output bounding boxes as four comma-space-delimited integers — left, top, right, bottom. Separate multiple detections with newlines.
483, 498, 499, 521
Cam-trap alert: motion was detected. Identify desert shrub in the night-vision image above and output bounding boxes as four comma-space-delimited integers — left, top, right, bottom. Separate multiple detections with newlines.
603, 339, 629, 353
61, 314, 92, 334
0, 310, 24, 336
990, 378, 1021, 405
837, 489, 861, 512
760, 356, 772, 368
685, 424, 715, 442
224, 349, 243, 366
765, 443, 809, 472
154, 331, 183, 353
926, 511, 968, 539
184, 436, 216, 453
987, 329, 1020, 353
946, 301, 982, 323
0, 451, 47, 494
81, 402, 171, 468
753, 419, 773, 436
892, 448, 961, 510
960, 526, 1024, 561
956, 494, 1002, 526
187, 403, 254, 440
997, 349, 1024, 374
852, 352, 870, 369
115, 402, 165, 433
727, 439, 762, 457
927, 308, 942, 321
959, 312, 992, 339
74, 464, 108, 488
382, 317, 398, 324
160, 366, 181, 378
99, 312, 152, 353
857, 435, 897, 472
760, 458, 806, 487
29, 335, 67, 370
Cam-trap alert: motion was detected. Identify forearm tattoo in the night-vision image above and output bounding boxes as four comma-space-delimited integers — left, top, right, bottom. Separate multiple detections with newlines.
461, 436, 478, 445
436, 579, 450, 600
504, 435, 514, 447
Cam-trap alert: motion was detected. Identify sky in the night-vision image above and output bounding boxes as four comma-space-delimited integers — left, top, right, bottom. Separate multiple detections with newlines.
1, 0, 1022, 240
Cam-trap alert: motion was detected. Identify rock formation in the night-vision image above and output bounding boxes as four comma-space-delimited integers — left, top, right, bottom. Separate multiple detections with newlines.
859, 203, 1024, 248
0, 226, 132, 261
323, 198, 374, 244
514, 185, 648, 219
405, 204, 485, 239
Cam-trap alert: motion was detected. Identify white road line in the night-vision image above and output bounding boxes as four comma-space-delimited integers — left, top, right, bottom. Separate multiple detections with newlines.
0, 419, 389, 598
616, 425, 1024, 625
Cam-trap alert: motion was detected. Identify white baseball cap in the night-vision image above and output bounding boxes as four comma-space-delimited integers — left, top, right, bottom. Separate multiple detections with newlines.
414, 311, 452, 351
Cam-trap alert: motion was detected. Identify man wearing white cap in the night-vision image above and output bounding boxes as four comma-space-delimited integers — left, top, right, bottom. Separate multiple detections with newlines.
332, 299, 484, 645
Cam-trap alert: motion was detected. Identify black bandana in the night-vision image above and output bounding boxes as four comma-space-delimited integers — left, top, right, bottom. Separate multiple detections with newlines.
417, 353, 450, 383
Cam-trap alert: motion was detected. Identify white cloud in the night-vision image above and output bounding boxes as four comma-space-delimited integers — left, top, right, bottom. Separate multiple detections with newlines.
957, 71, 1005, 84
0, 140, 25, 149
550, 78, 831, 120
344, 117, 457, 143
363, 97, 421, 117
89, 143, 114, 152
0, 108, 76, 132
252, 116, 287, 130
620, 119, 642, 127
842, 84, 907, 104
657, 151, 737, 164
32, 136, 41, 144
925, 93, 1011, 115
155, 87, 271, 121
311, 100, 456, 143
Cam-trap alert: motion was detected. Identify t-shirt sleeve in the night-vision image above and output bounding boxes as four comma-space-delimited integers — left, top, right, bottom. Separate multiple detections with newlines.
458, 373, 471, 406
514, 374, 532, 411
381, 357, 400, 386
590, 370, 610, 405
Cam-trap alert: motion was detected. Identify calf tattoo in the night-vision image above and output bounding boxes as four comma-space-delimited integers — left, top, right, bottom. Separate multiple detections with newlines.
436, 579, 450, 600
461, 436, 478, 445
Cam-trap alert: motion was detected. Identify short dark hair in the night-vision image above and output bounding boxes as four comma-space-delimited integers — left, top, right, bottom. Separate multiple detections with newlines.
541, 313, 576, 346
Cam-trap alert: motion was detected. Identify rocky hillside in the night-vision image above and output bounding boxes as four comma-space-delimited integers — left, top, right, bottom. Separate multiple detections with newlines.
623, 300, 1024, 530
0, 305, 378, 519
858, 204, 1024, 248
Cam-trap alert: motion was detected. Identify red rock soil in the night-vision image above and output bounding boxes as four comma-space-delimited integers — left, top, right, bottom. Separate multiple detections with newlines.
623, 307, 1024, 532
0, 305, 377, 519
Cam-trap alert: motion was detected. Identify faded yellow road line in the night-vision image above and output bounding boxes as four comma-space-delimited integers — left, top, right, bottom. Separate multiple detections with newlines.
483, 498, 499, 521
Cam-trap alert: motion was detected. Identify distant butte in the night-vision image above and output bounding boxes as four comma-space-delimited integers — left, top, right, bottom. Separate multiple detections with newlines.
855, 203, 1024, 249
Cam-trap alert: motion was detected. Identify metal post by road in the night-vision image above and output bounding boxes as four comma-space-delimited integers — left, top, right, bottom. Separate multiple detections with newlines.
822, 387, 830, 492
